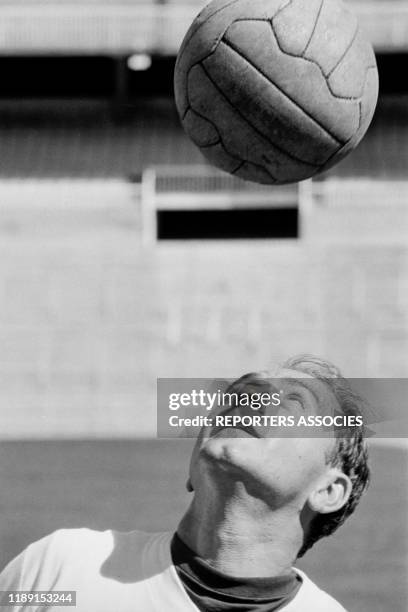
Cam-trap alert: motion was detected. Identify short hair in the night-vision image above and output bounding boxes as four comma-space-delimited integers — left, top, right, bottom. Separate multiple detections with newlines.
281, 354, 370, 557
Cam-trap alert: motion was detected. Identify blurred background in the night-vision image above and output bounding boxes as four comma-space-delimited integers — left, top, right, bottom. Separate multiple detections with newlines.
0, 0, 406, 610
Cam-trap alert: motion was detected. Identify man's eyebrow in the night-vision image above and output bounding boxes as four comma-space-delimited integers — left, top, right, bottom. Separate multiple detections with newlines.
283, 378, 332, 410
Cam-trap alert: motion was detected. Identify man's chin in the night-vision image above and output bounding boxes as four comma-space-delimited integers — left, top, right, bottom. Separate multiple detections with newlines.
198, 433, 260, 480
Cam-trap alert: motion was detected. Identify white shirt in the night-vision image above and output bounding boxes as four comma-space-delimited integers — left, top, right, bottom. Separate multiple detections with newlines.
0, 529, 347, 611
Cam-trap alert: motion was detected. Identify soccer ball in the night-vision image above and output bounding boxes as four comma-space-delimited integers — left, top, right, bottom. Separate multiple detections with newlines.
174, 0, 379, 185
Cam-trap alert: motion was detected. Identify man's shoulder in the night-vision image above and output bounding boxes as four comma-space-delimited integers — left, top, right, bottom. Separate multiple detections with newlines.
0, 528, 169, 590
21, 527, 164, 566
287, 569, 348, 612
0, 530, 180, 610
28, 528, 114, 562
0, 529, 112, 584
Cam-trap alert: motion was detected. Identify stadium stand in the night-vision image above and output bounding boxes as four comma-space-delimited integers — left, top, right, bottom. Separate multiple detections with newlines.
0, 95, 407, 179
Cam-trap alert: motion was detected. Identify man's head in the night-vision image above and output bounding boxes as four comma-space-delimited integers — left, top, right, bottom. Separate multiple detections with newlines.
187, 354, 370, 558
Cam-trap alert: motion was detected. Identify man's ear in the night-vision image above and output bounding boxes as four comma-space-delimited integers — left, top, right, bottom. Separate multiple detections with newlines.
186, 477, 194, 492
307, 469, 352, 514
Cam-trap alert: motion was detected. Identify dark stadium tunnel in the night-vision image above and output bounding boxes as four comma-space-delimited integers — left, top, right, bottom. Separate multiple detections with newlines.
376, 54, 408, 94
157, 208, 298, 240
0, 53, 407, 98
0, 55, 176, 98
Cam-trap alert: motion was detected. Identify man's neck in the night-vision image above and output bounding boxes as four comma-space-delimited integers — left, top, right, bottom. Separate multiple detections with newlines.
177, 480, 302, 578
